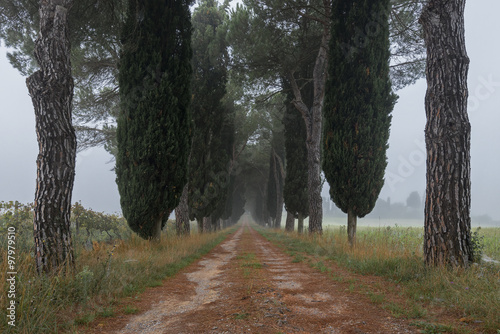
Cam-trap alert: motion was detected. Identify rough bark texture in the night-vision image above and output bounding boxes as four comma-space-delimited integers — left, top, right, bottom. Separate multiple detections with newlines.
285, 211, 294, 232
420, 0, 473, 266
26, 0, 76, 274
289, 0, 330, 234
347, 209, 357, 247
175, 184, 190, 236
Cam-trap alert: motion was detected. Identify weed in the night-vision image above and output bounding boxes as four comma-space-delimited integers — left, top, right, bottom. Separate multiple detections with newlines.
98, 307, 115, 317
233, 312, 250, 320
410, 321, 454, 333
124, 305, 139, 314
146, 280, 163, 288
368, 292, 385, 304
74, 313, 95, 325
471, 227, 485, 263
292, 254, 304, 263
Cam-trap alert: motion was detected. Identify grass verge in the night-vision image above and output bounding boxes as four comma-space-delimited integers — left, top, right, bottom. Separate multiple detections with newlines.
0, 226, 235, 333
257, 225, 500, 333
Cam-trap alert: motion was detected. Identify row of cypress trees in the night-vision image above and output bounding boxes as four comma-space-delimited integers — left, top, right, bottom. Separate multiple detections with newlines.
116, 0, 237, 240
115, 0, 395, 243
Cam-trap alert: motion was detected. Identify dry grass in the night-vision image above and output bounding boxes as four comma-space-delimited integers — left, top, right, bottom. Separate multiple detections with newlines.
259, 225, 500, 333
0, 227, 234, 333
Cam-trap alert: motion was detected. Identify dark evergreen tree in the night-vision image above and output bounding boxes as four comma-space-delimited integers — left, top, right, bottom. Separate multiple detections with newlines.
187, 0, 231, 232
282, 78, 309, 233
116, 0, 192, 240
323, 0, 396, 245
266, 129, 285, 229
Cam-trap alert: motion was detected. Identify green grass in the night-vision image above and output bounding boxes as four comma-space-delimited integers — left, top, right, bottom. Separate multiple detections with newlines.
233, 312, 250, 320
0, 225, 236, 333
123, 305, 139, 314
258, 225, 500, 333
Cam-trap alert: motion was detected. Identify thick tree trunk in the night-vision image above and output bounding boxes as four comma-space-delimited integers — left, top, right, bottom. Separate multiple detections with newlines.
298, 212, 304, 234
26, 0, 76, 274
420, 0, 473, 267
347, 209, 357, 247
285, 211, 294, 232
175, 184, 190, 236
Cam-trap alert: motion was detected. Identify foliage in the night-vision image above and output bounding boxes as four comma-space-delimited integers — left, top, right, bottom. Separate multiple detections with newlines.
0, 0, 127, 151
323, 0, 397, 219
116, 0, 192, 239
470, 227, 485, 263
188, 0, 233, 226
282, 80, 309, 221
71, 202, 129, 244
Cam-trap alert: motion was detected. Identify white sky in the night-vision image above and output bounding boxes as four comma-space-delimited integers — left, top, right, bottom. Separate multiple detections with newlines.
1, 0, 500, 220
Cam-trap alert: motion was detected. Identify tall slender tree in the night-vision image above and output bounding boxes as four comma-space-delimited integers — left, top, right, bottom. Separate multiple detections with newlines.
26, 0, 76, 274
420, 0, 473, 266
188, 0, 231, 232
266, 131, 285, 229
283, 78, 309, 233
323, 0, 396, 246
116, 0, 192, 241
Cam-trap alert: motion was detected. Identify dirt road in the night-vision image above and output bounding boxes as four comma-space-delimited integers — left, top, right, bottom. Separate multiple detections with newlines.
89, 223, 418, 333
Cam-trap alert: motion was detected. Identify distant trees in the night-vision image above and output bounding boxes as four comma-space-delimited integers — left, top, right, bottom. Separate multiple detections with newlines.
420, 0, 473, 266
26, 0, 77, 274
323, 0, 396, 245
116, 0, 192, 241
228, 0, 329, 233
406, 191, 422, 210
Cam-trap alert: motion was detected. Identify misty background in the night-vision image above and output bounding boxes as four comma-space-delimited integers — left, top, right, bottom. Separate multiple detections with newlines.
1, 1, 499, 225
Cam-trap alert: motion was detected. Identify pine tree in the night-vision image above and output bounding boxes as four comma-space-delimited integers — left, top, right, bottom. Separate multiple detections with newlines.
26, 0, 76, 274
420, 0, 473, 266
323, 0, 396, 245
116, 0, 192, 240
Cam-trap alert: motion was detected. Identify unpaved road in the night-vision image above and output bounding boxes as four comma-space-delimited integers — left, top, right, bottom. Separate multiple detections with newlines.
88, 223, 419, 333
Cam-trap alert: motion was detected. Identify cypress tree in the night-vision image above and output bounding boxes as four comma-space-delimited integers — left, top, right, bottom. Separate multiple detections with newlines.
188, 0, 230, 232
323, 0, 396, 245
116, 0, 192, 240
283, 78, 310, 233
266, 130, 285, 229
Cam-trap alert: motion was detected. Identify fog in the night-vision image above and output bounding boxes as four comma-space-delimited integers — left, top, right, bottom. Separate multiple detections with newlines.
1, 1, 500, 223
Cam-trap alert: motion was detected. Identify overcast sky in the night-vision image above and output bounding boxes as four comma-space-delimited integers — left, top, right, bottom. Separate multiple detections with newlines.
1, 1, 500, 221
